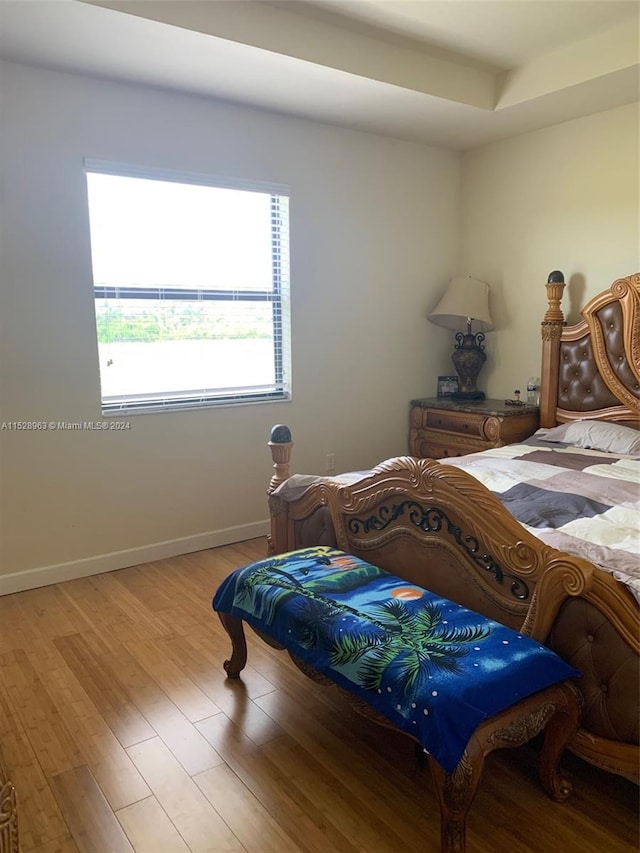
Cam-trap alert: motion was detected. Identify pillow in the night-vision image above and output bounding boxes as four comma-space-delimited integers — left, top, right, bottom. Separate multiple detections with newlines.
541, 420, 640, 456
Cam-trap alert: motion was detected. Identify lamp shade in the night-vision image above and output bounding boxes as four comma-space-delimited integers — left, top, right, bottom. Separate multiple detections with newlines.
428, 276, 493, 332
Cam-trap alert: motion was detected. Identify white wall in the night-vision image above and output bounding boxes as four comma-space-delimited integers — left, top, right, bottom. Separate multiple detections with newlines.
459, 103, 639, 400
0, 61, 460, 589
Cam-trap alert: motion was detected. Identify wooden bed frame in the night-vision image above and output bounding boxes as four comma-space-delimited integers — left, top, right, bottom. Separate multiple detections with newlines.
266, 272, 640, 783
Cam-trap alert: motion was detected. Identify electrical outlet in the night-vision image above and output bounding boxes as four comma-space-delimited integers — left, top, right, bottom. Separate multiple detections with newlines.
325, 452, 335, 473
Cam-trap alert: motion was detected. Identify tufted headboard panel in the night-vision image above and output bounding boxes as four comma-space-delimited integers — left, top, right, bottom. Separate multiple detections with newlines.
558, 332, 621, 413
540, 272, 640, 427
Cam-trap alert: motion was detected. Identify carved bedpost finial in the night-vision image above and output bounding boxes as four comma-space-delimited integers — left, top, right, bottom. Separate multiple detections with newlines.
543, 271, 566, 330
268, 424, 293, 494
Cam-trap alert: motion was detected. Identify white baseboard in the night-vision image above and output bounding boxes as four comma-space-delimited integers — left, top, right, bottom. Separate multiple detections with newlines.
0, 520, 270, 596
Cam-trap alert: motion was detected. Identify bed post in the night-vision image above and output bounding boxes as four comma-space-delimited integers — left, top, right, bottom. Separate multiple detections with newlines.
267, 425, 294, 555
268, 424, 293, 493
540, 271, 566, 428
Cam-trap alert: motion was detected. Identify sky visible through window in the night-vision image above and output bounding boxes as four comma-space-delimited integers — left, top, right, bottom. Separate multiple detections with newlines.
86, 172, 279, 402
87, 174, 273, 290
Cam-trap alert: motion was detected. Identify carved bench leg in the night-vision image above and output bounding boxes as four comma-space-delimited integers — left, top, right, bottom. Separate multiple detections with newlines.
428, 748, 484, 853
217, 612, 247, 678
538, 682, 582, 801
425, 681, 580, 853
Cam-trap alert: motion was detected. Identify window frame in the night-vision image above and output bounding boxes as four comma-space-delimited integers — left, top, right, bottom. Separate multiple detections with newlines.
85, 160, 291, 415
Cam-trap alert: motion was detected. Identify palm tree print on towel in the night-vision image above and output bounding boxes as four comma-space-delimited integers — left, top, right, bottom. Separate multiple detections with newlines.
234, 549, 492, 714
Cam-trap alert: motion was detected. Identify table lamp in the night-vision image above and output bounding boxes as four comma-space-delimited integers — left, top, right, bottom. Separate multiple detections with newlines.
428, 276, 493, 400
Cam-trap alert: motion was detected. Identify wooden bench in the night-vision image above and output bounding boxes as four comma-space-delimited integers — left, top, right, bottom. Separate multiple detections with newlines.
214, 546, 583, 853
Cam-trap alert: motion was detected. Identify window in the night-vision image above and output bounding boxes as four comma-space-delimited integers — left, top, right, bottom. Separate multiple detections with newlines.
85, 161, 291, 414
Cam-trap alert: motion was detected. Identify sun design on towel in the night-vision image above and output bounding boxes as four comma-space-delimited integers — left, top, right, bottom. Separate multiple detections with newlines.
391, 587, 423, 600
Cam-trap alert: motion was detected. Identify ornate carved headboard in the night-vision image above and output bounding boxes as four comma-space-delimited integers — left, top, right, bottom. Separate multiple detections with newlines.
540, 272, 640, 428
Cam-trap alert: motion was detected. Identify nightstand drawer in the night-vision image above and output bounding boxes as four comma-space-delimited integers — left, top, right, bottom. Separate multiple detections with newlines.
422, 409, 483, 436
415, 432, 487, 459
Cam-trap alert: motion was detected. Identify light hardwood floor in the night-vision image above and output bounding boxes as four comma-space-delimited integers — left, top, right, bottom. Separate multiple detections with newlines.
0, 538, 637, 853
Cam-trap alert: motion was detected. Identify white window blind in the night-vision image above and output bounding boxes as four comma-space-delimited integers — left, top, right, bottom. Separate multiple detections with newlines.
85, 160, 291, 414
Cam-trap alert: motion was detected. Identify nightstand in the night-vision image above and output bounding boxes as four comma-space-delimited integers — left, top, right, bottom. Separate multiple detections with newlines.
409, 398, 540, 459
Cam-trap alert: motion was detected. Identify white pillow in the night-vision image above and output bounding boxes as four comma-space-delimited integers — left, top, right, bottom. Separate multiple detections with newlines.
541, 420, 640, 456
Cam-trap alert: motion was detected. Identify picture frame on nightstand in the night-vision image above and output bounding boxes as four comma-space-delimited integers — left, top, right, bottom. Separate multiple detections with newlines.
437, 376, 458, 398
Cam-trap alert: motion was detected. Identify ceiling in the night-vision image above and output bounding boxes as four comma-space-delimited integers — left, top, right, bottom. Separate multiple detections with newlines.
0, 0, 638, 150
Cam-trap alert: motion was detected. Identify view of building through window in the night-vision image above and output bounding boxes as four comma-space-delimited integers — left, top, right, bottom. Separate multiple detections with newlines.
85, 163, 290, 413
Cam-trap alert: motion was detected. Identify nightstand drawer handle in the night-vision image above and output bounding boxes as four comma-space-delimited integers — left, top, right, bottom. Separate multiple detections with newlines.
425, 411, 480, 434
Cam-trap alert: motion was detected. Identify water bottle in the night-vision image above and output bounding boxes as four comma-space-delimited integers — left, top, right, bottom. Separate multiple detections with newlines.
527, 378, 536, 404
